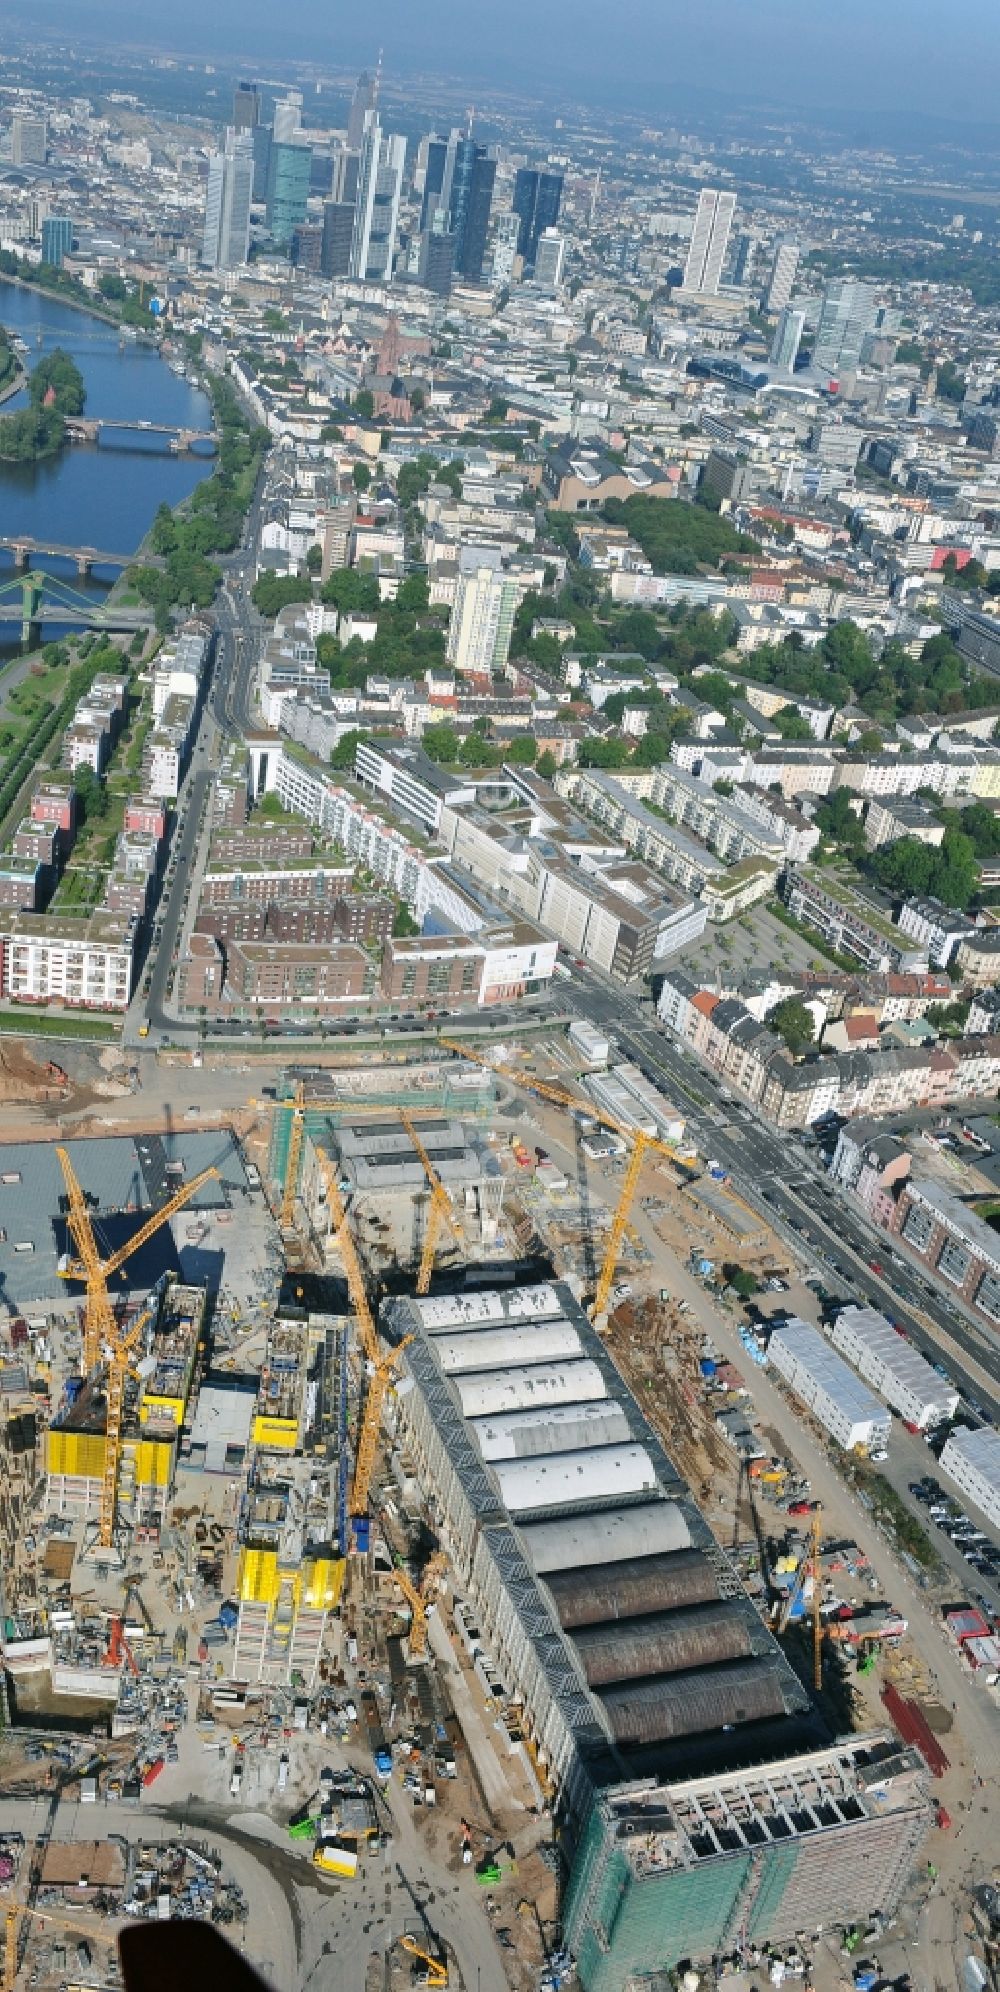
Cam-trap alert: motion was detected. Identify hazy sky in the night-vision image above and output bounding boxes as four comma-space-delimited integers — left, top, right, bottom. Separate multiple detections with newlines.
31, 0, 1000, 128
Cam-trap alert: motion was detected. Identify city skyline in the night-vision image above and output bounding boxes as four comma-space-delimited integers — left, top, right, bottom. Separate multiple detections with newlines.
20, 0, 1000, 131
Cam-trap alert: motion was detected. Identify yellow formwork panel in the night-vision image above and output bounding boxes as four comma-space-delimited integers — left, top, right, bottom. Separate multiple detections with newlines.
122, 1437, 174, 1487
239, 1545, 280, 1604
303, 1556, 346, 1611
46, 1429, 105, 1478
252, 1414, 298, 1450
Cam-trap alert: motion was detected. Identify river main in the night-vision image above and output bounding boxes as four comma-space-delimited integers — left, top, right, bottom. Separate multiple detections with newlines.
0, 279, 214, 656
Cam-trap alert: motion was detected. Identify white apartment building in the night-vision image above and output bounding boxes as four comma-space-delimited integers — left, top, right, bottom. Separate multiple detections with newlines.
732, 784, 820, 862
0, 911, 136, 1012
446, 547, 522, 676
940, 1426, 1000, 1531
896, 895, 977, 968
250, 742, 478, 933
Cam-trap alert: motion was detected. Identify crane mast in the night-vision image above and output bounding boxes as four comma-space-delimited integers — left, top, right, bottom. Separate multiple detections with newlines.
400, 1109, 463, 1294
437, 1040, 675, 1320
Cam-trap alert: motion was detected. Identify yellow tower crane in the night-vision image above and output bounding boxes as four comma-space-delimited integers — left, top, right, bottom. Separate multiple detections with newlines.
437, 1040, 676, 1321
57, 1146, 219, 1374
312, 1145, 414, 1526
389, 1548, 449, 1660
314, 1143, 379, 1364
98, 1304, 153, 1551
400, 1110, 464, 1295
4, 1901, 111, 1992
280, 1083, 307, 1230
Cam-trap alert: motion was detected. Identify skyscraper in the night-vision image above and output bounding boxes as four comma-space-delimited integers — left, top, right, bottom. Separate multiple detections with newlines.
420, 133, 452, 230
11, 114, 46, 166
418, 130, 494, 280
450, 140, 495, 281
446, 547, 521, 677
40, 215, 73, 267
232, 81, 260, 132
417, 227, 456, 298
491, 210, 520, 287
273, 91, 303, 145
682, 187, 737, 295
202, 127, 253, 270
331, 146, 360, 206
346, 71, 377, 150
534, 228, 566, 289
251, 125, 272, 202
770, 306, 805, 372
766, 236, 799, 315
321, 200, 355, 279
266, 140, 312, 251
813, 278, 877, 375
730, 231, 754, 286
350, 118, 405, 283
512, 166, 564, 267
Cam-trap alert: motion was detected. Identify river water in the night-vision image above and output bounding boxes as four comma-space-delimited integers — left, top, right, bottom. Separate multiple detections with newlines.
0, 279, 214, 655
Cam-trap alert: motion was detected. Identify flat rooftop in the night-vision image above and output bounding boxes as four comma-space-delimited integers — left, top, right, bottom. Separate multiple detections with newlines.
0, 1130, 250, 1310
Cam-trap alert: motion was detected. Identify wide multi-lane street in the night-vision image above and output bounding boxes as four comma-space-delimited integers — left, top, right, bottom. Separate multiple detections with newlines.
562, 961, 1000, 1424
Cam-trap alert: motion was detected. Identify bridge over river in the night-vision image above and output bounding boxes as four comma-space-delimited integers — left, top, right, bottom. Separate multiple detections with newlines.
64, 416, 215, 452
0, 535, 165, 576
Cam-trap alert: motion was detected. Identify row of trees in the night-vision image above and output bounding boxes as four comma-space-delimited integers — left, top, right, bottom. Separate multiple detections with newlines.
129, 376, 269, 627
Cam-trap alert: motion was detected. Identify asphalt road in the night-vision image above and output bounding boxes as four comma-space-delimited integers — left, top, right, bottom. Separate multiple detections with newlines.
133, 477, 265, 1042
559, 962, 1000, 1430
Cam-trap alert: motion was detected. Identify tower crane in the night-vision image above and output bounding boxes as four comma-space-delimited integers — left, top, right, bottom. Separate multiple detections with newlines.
4, 1901, 111, 1992
811, 1504, 824, 1691
312, 1145, 413, 1525
388, 1548, 449, 1660
97, 1303, 153, 1551
56, 1147, 219, 1374
437, 1040, 676, 1320
280, 1084, 307, 1230
314, 1144, 379, 1365
3, 1907, 16, 1992
349, 1341, 413, 1520
399, 1110, 464, 1295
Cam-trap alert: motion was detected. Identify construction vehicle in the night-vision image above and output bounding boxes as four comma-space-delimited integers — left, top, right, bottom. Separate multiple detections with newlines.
399, 1936, 448, 1988
101, 1615, 138, 1677
388, 1550, 448, 1661
57, 1145, 219, 1375
400, 1110, 464, 1295
437, 1039, 677, 1320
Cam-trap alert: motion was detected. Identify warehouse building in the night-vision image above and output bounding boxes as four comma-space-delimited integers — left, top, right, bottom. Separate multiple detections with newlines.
829, 1306, 959, 1430
767, 1319, 892, 1454
940, 1425, 1000, 1531
383, 1281, 930, 1980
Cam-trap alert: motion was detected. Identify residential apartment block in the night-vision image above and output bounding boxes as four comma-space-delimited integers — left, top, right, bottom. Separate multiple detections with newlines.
0, 910, 136, 1011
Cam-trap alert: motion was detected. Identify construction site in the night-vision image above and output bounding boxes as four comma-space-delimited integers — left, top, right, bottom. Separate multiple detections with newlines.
1, 1026, 997, 1992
